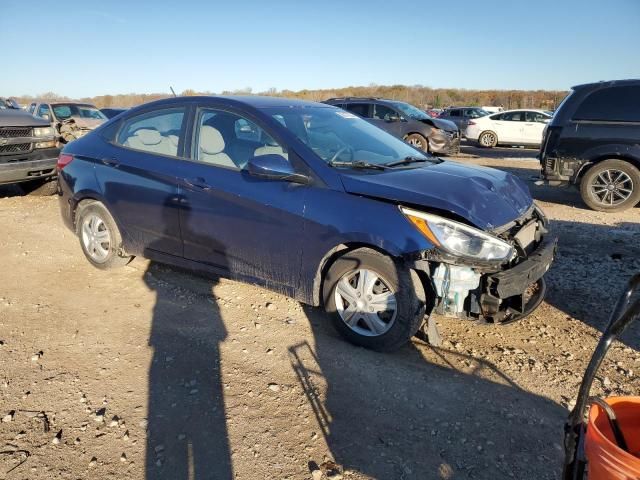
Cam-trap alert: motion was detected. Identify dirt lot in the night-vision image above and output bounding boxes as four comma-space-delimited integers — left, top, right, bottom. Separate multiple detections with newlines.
0, 146, 639, 479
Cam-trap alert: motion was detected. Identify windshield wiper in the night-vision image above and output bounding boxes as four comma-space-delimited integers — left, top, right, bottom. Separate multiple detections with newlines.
328, 160, 388, 170
384, 156, 432, 168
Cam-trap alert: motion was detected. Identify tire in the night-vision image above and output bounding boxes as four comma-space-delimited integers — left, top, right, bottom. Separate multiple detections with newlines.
322, 248, 427, 352
478, 131, 498, 148
579, 159, 640, 212
75, 200, 132, 269
404, 133, 428, 152
20, 178, 58, 196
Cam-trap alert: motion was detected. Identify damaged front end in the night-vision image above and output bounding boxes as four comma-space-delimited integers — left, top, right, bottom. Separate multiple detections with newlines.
407, 204, 557, 324
57, 116, 105, 144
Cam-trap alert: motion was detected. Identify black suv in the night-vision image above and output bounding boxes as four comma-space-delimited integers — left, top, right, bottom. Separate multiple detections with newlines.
540, 79, 640, 212
0, 103, 59, 194
323, 97, 460, 155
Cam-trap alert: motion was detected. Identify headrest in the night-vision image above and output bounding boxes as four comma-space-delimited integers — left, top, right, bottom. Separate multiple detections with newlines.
134, 129, 162, 145
199, 126, 225, 154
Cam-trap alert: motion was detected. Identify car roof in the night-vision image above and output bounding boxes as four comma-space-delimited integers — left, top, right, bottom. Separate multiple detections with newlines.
146, 95, 327, 110
492, 109, 549, 113
49, 102, 97, 107
571, 78, 640, 90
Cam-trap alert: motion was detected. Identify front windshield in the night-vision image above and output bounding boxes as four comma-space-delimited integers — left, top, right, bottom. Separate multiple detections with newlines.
265, 106, 436, 166
52, 104, 107, 121
391, 101, 431, 120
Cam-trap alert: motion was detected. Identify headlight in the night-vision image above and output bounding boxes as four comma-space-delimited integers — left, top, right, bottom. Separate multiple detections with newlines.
34, 127, 54, 137
400, 206, 513, 263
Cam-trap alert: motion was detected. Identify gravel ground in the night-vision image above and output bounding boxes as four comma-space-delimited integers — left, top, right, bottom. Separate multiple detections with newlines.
0, 146, 638, 479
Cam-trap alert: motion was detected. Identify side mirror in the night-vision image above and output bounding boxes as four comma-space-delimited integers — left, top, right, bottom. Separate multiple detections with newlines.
41, 113, 50, 121
247, 154, 310, 184
540, 118, 551, 124
386, 115, 400, 123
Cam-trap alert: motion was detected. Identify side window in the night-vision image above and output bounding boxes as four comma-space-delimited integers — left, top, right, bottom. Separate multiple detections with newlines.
117, 107, 185, 157
195, 109, 287, 170
37, 104, 52, 119
526, 111, 547, 123
490, 113, 503, 121
574, 86, 640, 122
501, 111, 525, 122
448, 109, 461, 117
373, 104, 398, 120
344, 103, 371, 118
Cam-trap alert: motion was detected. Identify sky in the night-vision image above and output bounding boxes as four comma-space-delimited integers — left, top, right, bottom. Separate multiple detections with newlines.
2, 0, 639, 98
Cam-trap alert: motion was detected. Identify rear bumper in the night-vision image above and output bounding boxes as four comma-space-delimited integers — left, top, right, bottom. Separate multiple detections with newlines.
540, 155, 588, 185
0, 148, 59, 185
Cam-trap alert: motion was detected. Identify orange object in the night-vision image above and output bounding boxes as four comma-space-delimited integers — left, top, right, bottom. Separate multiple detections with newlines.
585, 396, 640, 479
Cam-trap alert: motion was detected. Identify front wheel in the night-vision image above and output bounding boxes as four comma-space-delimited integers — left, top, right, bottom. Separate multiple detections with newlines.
75, 201, 133, 269
323, 248, 427, 352
579, 159, 640, 212
404, 133, 428, 152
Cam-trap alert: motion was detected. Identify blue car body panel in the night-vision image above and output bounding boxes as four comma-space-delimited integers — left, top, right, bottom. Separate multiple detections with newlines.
58, 96, 535, 306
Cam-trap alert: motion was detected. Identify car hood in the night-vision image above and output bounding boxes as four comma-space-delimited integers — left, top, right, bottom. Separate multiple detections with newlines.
339, 161, 533, 230
0, 110, 49, 127
421, 117, 458, 132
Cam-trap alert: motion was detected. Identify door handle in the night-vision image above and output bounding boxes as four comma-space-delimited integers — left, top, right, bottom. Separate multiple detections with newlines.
184, 177, 211, 190
101, 157, 119, 167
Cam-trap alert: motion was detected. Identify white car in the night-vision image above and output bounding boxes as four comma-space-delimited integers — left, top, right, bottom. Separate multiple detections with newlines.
465, 109, 552, 148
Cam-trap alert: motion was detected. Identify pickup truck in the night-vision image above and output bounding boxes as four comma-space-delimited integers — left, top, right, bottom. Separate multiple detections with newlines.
0, 100, 60, 195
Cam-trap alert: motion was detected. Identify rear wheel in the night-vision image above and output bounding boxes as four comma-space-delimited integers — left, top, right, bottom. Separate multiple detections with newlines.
404, 133, 428, 152
323, 248, 426, 352
20, 178, 58, 196
580, 159, 640, 212
478, 131, 498, 148
75, 201, 132, 269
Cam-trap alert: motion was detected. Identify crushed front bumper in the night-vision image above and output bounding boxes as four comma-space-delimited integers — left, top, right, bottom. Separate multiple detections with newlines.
429, 130, 461, 155
481, 237, 557, 322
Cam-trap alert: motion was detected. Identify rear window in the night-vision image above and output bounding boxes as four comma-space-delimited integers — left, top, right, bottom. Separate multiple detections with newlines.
573, 86, 640, 122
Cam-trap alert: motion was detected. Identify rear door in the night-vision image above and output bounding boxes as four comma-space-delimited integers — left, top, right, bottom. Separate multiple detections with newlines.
178, 106, 308, 290
95, 105, 189, 256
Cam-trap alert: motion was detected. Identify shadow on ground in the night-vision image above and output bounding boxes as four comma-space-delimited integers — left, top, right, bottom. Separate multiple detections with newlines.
292, 306, 566, 480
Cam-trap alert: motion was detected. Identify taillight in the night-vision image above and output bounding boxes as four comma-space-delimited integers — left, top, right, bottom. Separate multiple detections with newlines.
468, 120, 476, 125
57, 153, 73, 170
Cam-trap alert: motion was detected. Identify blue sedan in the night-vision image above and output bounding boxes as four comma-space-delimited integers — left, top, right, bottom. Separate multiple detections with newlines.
57, 96, 556, 351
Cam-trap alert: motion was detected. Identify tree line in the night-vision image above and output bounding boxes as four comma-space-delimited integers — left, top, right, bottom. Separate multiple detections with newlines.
13, 84, 569, 111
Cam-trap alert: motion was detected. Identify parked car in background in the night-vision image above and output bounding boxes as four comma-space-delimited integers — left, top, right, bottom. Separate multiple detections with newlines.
58, 95, 555, 351
29, 101, 107, 144
0, 97, 21, 110
465, 109, 552, 148
0, 108, 59, 194
438, 106, 491, 133
324, 97, 460, 155
540, 79, 640, 212
100, 108, 127, 119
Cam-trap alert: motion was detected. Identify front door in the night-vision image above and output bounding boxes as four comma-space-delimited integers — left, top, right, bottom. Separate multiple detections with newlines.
522, 111, 548, 145
369, 103, 405, 138
178, 107, 308, 291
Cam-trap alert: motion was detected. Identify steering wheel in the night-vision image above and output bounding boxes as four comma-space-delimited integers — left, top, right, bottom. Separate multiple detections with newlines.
329, 145, 354, 163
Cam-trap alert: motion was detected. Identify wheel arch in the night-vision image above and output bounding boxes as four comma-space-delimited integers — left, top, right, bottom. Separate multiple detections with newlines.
575, 154, 640, 182
312, 242, 401, 307
311, 242, 434, 309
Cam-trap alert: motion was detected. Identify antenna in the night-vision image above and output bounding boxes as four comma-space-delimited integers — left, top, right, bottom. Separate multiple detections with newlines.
170, 86, 177, 98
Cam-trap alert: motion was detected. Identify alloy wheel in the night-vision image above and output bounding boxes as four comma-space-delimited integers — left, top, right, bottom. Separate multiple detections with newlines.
480, 132, 496, 147
590, 169, 634, 206
81, 214, 111, 262
333, 269, 397, 337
